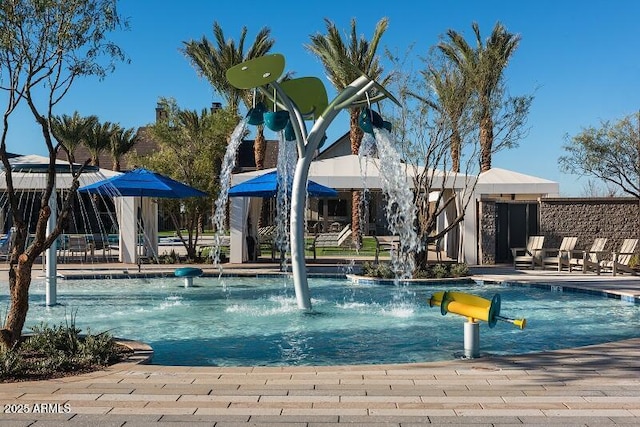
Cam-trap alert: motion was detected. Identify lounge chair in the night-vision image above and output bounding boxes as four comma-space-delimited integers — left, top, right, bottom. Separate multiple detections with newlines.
0, 227, 15, 261
258, 225, 277, 260
568, 237, 608, 273
307, 224, 352, 260
63, 235, 89, 262
511, 235, 545, 269
374, 235, 399, 263
541, 237, 578, 271
599, 238, 638, 276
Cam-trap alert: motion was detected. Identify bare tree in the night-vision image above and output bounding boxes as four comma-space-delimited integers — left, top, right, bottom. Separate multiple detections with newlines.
580, 179, 621, 198
0, 0, 128, 349
385, 42, 531, 272
560, 112, 640, 199
389, 56, 479, 271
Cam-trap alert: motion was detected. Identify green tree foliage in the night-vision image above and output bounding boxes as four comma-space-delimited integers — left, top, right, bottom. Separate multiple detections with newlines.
129, 98, 237, 259
438, 22, 531, 172
306, 17, 389, 244
0, 0, 128, 349
51, 112, 98, 164
182, 22, 274, 170
559, 112, 640, 199
84, 120, 118, 167
108, 125, 138, 171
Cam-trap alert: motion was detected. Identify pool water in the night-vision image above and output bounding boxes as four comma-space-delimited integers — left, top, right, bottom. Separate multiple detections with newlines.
10, 276, 640, 366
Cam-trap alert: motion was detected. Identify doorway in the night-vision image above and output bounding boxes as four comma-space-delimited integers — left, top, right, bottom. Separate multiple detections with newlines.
495, 202, 539, 263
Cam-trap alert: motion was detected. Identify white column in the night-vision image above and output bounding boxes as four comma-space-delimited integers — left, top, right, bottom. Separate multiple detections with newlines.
117, 196, 137, 264
229, 197, 247, 263
462, 193, 479, 265
141, 198, 158, 260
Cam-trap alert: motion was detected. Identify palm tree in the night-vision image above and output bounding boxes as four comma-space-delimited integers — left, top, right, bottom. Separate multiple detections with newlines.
182, 22, 274, 170
85, 121, 117, 167
51, 112, 98, 164
411, 64, 471, 173
438, 21, 521, 172
109, 126, 138, 171
306, 17, 389, 240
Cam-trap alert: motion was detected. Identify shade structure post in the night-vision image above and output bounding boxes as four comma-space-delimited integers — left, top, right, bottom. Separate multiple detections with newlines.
45, 185, 57, 306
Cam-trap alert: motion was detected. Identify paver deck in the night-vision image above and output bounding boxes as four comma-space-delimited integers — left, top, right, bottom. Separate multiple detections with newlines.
1, 263, 639, 425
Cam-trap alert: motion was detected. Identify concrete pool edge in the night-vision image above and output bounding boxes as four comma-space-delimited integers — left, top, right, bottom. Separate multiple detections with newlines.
114, 338, 154, 365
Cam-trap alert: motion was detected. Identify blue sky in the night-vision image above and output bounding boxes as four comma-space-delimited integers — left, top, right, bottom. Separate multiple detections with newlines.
6, 0, 640, 196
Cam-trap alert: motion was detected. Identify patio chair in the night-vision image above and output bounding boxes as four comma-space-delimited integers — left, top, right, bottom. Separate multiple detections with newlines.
541, 236, 578, 271
511, 235, 545, 269
374, 235, 399, 263
258, 225, 277, 260
307, 224, 352, 260
63, 235, 89, 262
568, 237, 608, 273
598, 238, 638, 276
0, 227, 15, 261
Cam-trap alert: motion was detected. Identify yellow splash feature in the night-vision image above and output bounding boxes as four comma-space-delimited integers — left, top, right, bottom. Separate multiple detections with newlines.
429, 291, 526, 330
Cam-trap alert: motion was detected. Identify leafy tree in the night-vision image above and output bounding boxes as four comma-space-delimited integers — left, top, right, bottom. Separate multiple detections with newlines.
408, 58, 473, 173
0, 0, 128, 349
182, 22, 274, 170
51, 112, 98, 164
128, 98, 237, 259
306, 17, 389, 243
438, 22, 530, 172
109, 125, 137, 171
559, 112, 640, 199
84, 120, 118, 167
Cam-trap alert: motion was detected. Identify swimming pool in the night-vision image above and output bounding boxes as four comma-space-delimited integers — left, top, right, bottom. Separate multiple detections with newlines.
12, 276, 640, 366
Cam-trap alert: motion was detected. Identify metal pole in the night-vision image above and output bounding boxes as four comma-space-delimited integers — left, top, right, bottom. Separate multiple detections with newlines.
289, 76, 375, 310
45, 186, 57, 306
464, 320, 480, 358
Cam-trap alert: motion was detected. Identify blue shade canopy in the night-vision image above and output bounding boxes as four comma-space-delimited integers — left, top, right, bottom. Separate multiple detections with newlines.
78, 168, 208, 199
229, 171, 337, 198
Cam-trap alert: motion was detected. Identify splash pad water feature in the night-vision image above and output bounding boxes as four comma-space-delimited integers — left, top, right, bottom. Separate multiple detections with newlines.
225, 53, 403, 309
18, 276, 640, 366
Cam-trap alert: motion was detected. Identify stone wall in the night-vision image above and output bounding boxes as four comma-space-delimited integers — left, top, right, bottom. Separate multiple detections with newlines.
478, 197, 639, 264
539, 198, 639, 253
479, 201, 497, 265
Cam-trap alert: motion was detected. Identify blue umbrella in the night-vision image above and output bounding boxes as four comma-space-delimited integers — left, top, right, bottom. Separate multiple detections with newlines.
229, 170, 337, 198
78, 168, 208, 198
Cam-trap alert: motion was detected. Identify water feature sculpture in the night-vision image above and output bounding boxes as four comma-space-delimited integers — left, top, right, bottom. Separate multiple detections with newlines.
226, 54, 400, 309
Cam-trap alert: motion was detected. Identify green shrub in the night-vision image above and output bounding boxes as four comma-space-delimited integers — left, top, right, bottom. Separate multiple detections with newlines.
431, 264, 448, 279
361, 261, 470, 280
361, 261, 395, 279
450, 263, 469, 277
629, 254, 639, 269
1, 314, 128, 383
0, 348, 24, 378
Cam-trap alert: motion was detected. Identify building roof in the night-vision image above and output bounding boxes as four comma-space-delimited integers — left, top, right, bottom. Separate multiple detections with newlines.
477, 167, 560, 196
0, 154, 121, 190
231, 154, 473, 191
